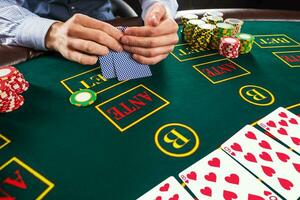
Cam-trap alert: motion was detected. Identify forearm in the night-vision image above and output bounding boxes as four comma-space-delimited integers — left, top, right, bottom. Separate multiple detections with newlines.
139, 0, 179, 19
0, 0, 57, 50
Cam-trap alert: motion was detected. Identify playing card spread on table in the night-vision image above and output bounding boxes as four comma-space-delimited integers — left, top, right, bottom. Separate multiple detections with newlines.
221, 125, 300, 199
258, 107, 300, 154
99, 51, 116, 79
178, 149, 280, 200
112, 51, 152, 81
136, 176, 194, 200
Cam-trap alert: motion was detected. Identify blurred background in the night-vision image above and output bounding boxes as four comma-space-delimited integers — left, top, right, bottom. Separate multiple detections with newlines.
125, 0, 300, 15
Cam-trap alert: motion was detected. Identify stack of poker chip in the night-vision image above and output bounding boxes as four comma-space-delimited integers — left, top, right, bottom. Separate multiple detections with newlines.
183, 19, 205, 43
181, 14, 199, 42
191, 23, 216, 51
0, 66, 29, 113
224, 18, 244, 35
69, 89, 97, 107
219, 37, 241, 58
210, 23, 234, 49
235, 33, 255, 54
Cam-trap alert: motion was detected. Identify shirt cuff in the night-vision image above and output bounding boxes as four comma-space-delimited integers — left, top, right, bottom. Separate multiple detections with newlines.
16, 16, 57, 51
141, 0, 179, 20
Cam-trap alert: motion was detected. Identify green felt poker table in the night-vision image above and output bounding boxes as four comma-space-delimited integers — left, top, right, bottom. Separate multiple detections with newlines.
1, 9, 300, 200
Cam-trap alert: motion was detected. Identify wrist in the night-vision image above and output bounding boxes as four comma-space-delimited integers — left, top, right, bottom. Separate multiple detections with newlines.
45, 22, 63, 50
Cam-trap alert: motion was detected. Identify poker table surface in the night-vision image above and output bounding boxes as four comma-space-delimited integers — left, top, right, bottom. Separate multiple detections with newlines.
1, 10, 300, 200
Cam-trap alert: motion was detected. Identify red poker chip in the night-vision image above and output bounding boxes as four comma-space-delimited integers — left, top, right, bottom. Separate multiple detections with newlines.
0, 92, 14, 102
0, 66, 27, 113
1, 67, 29, 94
0, 66, 18, 81
221, 37, 240, 44
0, 95, 24, 113
0, 80, 11, 89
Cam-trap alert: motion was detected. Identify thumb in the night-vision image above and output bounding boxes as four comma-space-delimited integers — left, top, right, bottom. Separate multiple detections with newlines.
144, 3, 166, 26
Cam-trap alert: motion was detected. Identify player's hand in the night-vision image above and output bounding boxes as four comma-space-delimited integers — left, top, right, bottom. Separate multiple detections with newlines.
121, 3, 179, 65
45, 14, 123, 65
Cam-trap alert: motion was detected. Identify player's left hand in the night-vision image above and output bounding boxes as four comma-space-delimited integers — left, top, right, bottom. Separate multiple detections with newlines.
120, 3, 179, 65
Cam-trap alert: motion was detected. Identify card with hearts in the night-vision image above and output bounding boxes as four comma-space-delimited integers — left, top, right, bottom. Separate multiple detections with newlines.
178, 149, 280, 199
258, 107, 300, 154
136, 176, 194, 200
221, 125, 300, 199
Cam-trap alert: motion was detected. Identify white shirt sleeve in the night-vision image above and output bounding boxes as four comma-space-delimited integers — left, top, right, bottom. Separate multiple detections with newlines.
139, 0, 179, 20
0, 0, 57, 50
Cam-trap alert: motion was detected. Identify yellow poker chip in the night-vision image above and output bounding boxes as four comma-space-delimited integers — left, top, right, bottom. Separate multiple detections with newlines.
69, 89, 97, 107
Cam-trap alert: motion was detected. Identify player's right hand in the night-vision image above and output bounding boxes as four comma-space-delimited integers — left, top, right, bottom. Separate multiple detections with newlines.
45, 14, 123, 65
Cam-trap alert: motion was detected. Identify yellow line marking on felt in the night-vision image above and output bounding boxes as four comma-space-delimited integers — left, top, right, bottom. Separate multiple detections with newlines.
272, 50, 300, 68
0, 134, 11, 149
95, 84, 170, 132
193, 58, 251, 84
60, 67, 102, 94
170, 43, 219, 62
253, 34, 300, 48
60, 66, 127, 94
0, 157, 55, 200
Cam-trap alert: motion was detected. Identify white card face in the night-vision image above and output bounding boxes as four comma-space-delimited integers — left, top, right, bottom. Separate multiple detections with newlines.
178, 149, 281, 200
136, 176, 194, 200
221, 125, 300, 199
258, 107, 300, 154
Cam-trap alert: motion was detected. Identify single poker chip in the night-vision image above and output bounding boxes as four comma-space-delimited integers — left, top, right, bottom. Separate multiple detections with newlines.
69, 89, 97, 107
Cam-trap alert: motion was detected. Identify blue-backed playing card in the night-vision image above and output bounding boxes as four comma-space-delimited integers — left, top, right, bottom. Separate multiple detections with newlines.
112, 51, 152, 81
99, 51, 116, 79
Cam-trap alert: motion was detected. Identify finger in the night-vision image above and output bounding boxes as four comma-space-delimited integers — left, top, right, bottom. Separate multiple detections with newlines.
65, 50, 98, 65
144, 3, 166, 26
121, 33, 178, 48
68, 25, 123, 51
68, 38, 109, 56
124, 19, 178, 37
123, 45, 174, 57
70, 14, 123, 40
132, 53, 169, 65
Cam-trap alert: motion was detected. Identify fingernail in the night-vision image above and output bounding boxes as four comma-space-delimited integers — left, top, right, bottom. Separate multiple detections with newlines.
118, 46, 123, 52
124, 29, 130, 34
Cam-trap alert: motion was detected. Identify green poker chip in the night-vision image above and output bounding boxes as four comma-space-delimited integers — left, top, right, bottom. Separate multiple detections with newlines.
69, 89, 97, 107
